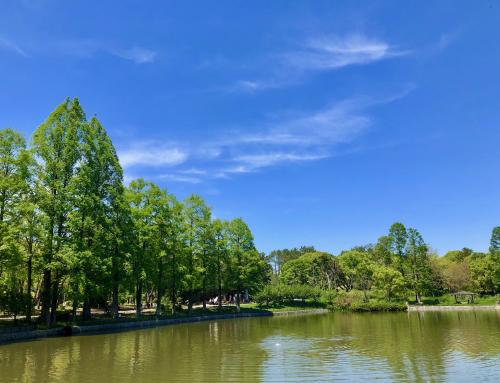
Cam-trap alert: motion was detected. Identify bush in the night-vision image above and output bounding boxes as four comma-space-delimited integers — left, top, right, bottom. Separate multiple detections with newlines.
254, 284, 322, 307
330, 290, 406, 312
349, 301, 407, 312
319, 290, 338, 304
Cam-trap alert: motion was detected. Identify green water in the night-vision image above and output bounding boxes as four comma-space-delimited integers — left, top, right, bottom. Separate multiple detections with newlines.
0, 311, 499, 382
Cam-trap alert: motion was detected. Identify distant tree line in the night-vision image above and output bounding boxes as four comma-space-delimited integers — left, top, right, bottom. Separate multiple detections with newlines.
0, 98, 270, 325
274, 224, 500, 302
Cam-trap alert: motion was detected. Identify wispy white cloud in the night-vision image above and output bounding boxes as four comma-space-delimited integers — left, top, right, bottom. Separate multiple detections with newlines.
54, 39, 157, 63
230, 79, 291, 93
118, 141, 188, 168
238, 99, 371, 146
178, 168, 208, 175
228, 152, 328, 174
0, 36, 28, 57
159, 174, 202, 184
118, 88, 412, 183
227, 34, 408, 93
110, 46, 157, 64
285, 34, 408, 71
432, 31, 460, 53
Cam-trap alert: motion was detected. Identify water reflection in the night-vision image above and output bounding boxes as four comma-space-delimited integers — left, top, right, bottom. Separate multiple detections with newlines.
259, 312, 500, 382
0, 312, 498, 382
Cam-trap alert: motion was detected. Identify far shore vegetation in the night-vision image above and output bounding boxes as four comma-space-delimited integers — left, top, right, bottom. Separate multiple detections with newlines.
0, 99, 499, 330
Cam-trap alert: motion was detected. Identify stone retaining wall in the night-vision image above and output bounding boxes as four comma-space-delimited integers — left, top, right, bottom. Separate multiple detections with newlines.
0, 311, 277, 344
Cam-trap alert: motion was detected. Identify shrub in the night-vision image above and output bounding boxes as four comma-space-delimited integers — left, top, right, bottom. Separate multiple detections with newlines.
319, 290, 338, 304
330, 290, 406, 312
254, 284, 322, 307
349, 301, 407, 312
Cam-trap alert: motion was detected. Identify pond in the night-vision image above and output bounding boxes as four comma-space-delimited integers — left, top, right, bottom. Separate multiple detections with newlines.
0, 311, 499, 382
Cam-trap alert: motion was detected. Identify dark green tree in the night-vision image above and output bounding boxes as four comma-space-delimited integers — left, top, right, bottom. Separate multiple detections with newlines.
32, 98, 85, 325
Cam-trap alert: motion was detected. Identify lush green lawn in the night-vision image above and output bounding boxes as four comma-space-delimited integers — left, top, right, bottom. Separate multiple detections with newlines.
242, 300, 327, 312
418, 294, 499, 306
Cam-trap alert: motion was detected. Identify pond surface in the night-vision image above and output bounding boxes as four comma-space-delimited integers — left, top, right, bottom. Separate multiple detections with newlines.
1, 311, 499, 382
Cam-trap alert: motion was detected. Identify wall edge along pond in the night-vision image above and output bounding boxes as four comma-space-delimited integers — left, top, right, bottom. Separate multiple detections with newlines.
0, 310, 327, 345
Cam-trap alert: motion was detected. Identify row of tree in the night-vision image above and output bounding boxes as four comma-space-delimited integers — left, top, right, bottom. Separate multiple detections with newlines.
276, 224, 500, 302
0, 98, 270, 325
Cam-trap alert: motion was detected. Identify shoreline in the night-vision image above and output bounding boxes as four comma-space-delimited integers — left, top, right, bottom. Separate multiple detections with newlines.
2, 305, 498, 345
0, 309, 329, 345
407, 305, 500, 312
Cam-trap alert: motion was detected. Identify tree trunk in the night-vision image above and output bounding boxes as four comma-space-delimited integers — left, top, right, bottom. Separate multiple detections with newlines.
82, 298, 92, 321
202, 274, 207, 311
171, 249, 176, 316
41, 269, 52, 326
111, 255, 120, 319
26, 253, 33, 322
49, 274, 59, 325
136, 279, 142, 318
72, 300, 78, 322
188, 275, 193, 314
235, 292, 241, 313
218, 264, 223, 310
156, 257, 163, 317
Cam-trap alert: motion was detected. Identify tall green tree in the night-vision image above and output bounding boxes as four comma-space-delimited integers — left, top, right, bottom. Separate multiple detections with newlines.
212, 219, 229, 310
17, 154, 42, 322
167, 198, 185, 315
226, 218, 268, 312
389, 222, 408, 276
0, 129, 31, 321
148, 186, 178, 317
32, 98, 86, 325
125, 179, 159, 318
490, 226, 500, 254
338, 250, 375, 301
67, 116, 125, 320
199, 214, 216, 311
406, 228, 431, 302
183, 195, 210, 313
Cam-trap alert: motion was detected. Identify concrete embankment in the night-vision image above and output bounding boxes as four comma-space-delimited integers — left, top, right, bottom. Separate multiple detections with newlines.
407, 305, 500, 312
0, 309, 328, 345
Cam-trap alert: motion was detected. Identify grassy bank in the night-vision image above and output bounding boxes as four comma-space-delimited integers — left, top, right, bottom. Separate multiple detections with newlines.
243, 300, 328, 312
417, 294, 499, 306
331, 301, 407, 312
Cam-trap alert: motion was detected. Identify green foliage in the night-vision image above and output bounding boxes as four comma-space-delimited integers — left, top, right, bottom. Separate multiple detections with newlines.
268, 246, 316, 274
372, 265, 405, 300
330, 290, 406, 311
280, 251, 340, 290
254, 284, 322, 307
469, 253, 500, 294
338, 250, 374, 297
1, 99, 499, 326
348, 301, 407, 312
490, 227, 500, 253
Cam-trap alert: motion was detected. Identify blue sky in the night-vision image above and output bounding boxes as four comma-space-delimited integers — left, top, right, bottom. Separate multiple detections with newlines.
1, 1, 499, 254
